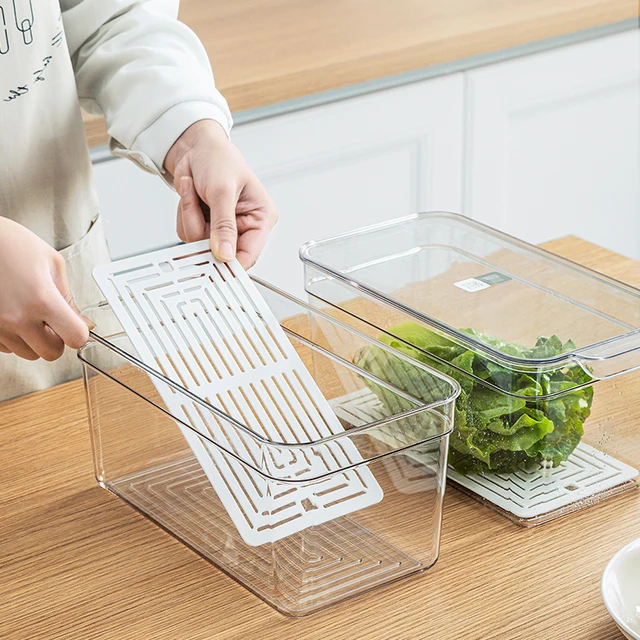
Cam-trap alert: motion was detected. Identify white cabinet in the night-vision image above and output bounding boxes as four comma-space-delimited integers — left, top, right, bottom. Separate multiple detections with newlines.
91, 157, 180, 260
93, 73, 464, 297
233, 74, 464, 295
464, 30, 640, 260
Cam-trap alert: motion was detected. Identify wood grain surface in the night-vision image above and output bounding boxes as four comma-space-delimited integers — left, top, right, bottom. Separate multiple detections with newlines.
1, 237, 639, 640
81, 0, 638, 147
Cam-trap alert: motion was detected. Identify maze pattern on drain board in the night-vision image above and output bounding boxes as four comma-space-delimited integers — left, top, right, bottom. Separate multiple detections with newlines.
93, 241, 382, 546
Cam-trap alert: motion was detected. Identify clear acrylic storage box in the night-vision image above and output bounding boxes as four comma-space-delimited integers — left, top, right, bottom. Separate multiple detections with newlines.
301, 212, 640, 526
78, 279, 459, 616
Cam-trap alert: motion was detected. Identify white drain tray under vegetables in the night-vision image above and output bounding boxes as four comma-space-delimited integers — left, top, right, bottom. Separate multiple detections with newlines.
333, 388, 638, 522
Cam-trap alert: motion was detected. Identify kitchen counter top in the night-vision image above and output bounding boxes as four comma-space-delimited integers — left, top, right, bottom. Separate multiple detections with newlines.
82, 0, 638, 148
1, 236, 638, 640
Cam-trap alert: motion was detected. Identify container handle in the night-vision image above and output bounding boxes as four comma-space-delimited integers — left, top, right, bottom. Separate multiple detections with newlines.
573, 330, 640, 380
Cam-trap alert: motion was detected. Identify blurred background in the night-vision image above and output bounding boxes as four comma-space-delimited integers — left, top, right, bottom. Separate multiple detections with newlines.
85, 0, 640, 297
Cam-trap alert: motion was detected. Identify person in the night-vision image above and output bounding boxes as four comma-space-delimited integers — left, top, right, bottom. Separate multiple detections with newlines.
0, 1, 278, 401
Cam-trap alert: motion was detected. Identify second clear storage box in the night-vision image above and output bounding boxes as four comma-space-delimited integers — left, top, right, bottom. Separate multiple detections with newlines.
79, 279, 459, 616
301, 212, 640, 526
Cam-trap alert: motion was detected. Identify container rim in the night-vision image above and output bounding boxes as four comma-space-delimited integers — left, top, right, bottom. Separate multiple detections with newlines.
303, 288, 601, 401
78, 279, 459, 452
299, 211, 640, 372
81, 351, 452, 483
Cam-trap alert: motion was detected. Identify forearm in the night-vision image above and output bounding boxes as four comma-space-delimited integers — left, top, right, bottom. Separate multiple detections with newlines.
61, 0, 232, 173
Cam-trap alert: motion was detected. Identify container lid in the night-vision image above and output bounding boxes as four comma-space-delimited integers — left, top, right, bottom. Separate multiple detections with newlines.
300, 212, 640, 396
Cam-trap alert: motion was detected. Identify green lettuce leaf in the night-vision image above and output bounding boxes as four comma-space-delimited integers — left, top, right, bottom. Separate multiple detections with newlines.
354, 322, 594, 475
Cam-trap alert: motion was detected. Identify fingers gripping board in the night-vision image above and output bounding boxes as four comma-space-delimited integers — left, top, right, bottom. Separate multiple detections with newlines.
93, 241, 382, 546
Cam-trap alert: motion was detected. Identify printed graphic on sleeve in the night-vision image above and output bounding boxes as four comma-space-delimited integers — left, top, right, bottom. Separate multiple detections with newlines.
0, 4, 9, 55
0, 0, 35, 54
12, 0, 34, 45
1, 2, 64, 103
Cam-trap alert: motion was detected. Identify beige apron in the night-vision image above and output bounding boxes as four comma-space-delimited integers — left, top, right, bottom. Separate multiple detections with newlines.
0, 0, 110, 401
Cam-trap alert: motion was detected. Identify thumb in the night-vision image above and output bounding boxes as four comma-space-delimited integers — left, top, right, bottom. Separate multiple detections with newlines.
206, 185, 238, 262
47, 257, 91, 348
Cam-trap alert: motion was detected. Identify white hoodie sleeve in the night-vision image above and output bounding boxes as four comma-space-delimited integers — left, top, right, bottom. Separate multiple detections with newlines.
60, 0, 233, 176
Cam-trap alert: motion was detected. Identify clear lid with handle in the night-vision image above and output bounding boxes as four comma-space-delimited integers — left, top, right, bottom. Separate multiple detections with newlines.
300, 212, 640, 398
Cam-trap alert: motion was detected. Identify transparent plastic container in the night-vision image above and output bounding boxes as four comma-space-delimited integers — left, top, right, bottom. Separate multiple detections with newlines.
78, 279, 459, 616
301, 212, 640, 526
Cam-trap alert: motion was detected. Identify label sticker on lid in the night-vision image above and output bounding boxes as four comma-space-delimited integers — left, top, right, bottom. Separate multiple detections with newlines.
454, 278, 490, 293
454, 272, 511, 293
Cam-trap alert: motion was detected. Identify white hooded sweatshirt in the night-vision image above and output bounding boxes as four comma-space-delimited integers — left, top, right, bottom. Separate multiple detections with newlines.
0, 0, 232, 400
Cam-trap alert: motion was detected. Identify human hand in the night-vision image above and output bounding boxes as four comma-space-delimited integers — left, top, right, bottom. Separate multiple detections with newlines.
164, 120, 278, 269
0, 217, 92, 361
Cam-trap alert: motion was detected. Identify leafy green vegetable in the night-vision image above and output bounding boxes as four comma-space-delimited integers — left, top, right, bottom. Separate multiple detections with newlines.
353, 323, 594, 475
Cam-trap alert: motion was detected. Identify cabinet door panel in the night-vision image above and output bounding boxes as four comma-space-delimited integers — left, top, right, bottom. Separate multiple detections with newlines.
465, 30, 640, 259
232, 74, 464, 296
91, 158, 179, 261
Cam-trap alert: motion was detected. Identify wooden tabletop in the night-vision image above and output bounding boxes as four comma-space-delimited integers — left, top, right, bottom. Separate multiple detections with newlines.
1, 236, 639, 640
82, 0, 638, 147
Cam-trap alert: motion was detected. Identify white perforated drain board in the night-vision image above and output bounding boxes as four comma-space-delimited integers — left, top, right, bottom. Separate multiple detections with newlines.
449, 445, 638, 519
93, 241, 382, 546
332, 389, 638, 518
